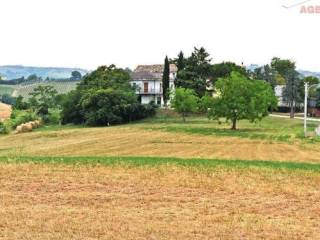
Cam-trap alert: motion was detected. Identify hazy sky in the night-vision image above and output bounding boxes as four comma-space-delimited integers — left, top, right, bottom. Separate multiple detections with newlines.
0, 0, 320, 71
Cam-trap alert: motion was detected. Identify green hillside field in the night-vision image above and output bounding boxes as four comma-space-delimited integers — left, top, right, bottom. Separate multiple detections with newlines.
0, 81, 79, 99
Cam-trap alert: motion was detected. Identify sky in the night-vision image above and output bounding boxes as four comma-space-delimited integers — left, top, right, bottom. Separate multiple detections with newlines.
0, 0, 320, 71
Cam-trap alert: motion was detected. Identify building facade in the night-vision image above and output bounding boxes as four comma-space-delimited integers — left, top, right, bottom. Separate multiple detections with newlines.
130, 64, 177, 106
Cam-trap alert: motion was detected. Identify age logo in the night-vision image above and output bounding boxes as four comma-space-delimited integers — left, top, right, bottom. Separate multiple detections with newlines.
282, 0, 320, 14
282, 0, 312, 9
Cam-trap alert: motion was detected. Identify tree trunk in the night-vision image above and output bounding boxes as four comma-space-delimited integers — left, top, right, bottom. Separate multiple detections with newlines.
290, 100, 295, 119
182, 113, 186, 123
231, 118, 237, 130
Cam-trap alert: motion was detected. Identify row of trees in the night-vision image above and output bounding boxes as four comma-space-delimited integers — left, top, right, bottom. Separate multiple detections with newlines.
0, 71, 83, 85
172, 72, 277, 130
164, 47, 319, 119
7, 65, 156, 129
254, 58, 320, 118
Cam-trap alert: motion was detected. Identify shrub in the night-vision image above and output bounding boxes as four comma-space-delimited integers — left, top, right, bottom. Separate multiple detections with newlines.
9, 110, 39, 129
61, 65, 156, 126
1, 94, 16, 105
0, 121, 10, 134
47, 109, 61, 124
171, 88, 199, 122
13, 96, 29, 110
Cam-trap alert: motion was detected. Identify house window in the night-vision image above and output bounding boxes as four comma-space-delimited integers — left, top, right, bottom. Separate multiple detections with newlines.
157, 97, 161, 105
160, 83, 162, 93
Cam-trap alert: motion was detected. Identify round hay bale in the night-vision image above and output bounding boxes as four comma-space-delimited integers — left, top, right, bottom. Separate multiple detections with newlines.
30, 121, 37, 128
21, 123, 33, 132
15, 125, 23, 134
34, 120, 42, 127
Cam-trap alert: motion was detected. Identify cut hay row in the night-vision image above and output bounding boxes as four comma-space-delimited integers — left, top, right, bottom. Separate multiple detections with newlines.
15, 120, 42, 134
0, 122, 320, 163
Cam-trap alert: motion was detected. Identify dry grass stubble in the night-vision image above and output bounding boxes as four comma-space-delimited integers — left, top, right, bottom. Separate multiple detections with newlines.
0, 126, 320, 163
1, 163, 320, 239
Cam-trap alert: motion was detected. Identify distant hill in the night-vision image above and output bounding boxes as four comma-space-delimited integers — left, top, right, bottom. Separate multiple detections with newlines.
297, 70, 320, 78
246, 64, 320, 78
0, 65, 88, 80
0, 81, 79, 100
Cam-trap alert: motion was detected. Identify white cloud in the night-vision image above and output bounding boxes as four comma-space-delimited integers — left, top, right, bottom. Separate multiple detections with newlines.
0, 0, 319, 71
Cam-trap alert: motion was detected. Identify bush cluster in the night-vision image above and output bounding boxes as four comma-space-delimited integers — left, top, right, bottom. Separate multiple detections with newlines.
61, 65, 156, 126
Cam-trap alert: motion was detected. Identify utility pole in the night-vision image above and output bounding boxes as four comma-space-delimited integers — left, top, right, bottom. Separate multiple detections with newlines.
304, 82, 308, 137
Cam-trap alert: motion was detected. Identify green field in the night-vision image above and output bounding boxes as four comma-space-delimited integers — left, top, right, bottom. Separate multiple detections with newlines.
0, 85, 15, 95
0, 81, 79, 99
2, 155, 320, 172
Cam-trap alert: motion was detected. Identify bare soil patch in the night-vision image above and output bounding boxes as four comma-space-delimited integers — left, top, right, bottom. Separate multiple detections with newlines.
0, 102, 11, 122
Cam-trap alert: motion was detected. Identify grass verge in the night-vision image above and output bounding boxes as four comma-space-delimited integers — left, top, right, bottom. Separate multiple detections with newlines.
1, 156, 320, 172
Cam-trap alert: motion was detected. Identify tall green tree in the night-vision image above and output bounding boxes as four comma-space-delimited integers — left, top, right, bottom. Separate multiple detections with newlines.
271, 57, 296, 77
27, 74, 39, 82
271, 57, 302, 118
61, 65, 155, 126
162, 56, 170, 106
70, 71, 82, 81
175, 47, 212, 97
253, 64, 277, 89
29, 85, 58, 117
171, 88, 199, 122
208, 72, 277, 130
211, 62, 248, 84
283, 70, 303, 118
176, 51, 185, 72
299, 76, 319, 100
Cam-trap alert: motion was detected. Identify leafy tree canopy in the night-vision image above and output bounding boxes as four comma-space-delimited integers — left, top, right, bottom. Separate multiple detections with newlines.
77, 65, 132, 91
171, 88, 199, 122
175, 47, 212, 97
61, 65, 155, 126
29, 85, 58, 117
208, 72, 277, 130
271, 57, 296, 77
70, 71, 82, 81
211, 62, 247, 83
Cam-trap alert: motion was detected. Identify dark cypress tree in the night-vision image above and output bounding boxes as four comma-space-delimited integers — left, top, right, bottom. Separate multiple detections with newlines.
162, 56, 170, 106
176, 51, 185, 72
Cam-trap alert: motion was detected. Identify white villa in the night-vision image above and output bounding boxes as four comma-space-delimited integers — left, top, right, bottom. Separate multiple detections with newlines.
130, 64, 177, 106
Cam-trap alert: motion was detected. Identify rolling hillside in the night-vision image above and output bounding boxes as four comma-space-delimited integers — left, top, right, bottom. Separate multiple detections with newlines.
0, 81, 79, 99
0, 85, 15, 96
11, 81, 79, 98
0, 65, 88, 80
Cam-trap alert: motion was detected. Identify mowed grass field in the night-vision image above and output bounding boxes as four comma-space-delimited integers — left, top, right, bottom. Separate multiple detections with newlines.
0, 114, 320, 162
1, 114, 320, 239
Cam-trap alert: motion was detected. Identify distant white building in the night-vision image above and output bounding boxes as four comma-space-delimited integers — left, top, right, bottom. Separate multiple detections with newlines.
130, 64, 177, 106
274, 85, 287, 107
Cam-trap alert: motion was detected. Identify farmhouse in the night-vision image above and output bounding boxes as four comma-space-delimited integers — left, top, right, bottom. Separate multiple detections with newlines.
130, 64, 177, 106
